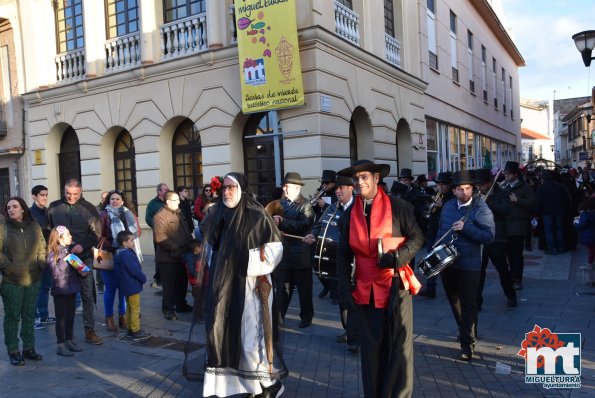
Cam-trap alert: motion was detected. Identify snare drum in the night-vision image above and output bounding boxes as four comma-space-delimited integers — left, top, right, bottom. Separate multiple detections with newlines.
313, 210, 340, 279
416, 243, 459, 278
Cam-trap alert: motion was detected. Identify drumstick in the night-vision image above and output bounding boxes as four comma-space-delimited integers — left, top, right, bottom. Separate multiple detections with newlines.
282, 232, 305, 240
432, 216, 465, 249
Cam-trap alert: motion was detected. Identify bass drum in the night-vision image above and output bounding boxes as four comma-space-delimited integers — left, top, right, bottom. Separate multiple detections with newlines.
416, 243, 459, 278
313, 211, 340, 279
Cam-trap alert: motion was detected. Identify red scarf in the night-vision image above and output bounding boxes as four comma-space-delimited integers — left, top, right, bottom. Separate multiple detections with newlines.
349, 188, 421, 308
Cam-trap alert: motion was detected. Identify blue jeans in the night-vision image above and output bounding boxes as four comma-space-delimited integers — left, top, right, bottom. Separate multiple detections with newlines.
542, 214, 565, 252
101, 270, 126, 317
35, 267, 53, 320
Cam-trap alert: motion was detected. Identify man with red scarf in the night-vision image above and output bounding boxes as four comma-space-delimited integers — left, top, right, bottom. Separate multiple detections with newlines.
336, 160, 424, 398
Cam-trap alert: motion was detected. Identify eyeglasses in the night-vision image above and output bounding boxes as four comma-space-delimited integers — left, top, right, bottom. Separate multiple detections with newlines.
352, 173, 374, 183
204, 189, 211, 192
222, 185, 238, 191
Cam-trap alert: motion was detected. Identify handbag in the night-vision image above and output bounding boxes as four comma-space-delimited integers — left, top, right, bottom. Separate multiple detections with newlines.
93, 238, 114, 270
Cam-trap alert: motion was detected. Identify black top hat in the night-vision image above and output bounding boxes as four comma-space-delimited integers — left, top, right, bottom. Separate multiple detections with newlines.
474, 168, 492, 184
416, 174, 427, 183
504, 161, 520, 174
436, 172, 453, 184
399, 168, 414, 179
320, 169, 336, 183
336, 175, 354, 187
282, 172, 304, 186
390, 180, 408, 195
452, 170, 476, 186
338, 159, 390, 179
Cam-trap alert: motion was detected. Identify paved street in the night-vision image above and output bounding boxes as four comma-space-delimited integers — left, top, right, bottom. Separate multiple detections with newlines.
0, 242, 593, 397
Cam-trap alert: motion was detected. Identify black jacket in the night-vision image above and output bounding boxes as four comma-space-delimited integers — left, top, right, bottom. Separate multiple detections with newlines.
484, 184, 512, 243
278, 194, 315, 269
502, 180, 537, 236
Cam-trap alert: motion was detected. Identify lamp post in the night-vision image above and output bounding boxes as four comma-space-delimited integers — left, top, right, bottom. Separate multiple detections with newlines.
572, 30, 595, 67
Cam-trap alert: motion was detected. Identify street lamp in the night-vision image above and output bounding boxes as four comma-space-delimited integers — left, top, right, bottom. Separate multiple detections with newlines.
572, 30, 595, 67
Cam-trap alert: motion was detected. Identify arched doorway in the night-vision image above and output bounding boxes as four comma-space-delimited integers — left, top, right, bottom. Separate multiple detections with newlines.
58, 127, 81, 189
396, 119, 412, 171
172, 119, 202, 199
114, 130, 138, 209
349, 120, 357, 163
243, 111, 283, 205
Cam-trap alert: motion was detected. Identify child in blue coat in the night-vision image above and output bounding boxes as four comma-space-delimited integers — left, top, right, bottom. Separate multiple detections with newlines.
574, 197, 595, 270
114, 231, 150, 341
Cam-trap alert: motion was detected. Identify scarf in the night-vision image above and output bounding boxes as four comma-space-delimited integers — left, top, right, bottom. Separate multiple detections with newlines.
105, 205, 143, 262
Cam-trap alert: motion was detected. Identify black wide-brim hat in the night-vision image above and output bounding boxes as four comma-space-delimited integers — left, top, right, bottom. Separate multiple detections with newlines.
390, 180, 408, 195
399, 168, 414, 179
504, 161, 520, 174
336, 175, 354, 186
436, 171, 453, 184
320, 169, 336, 182
452, 170, 476, 186
338, 159, 390, 179
474, 168, 492, 184
282, 172, 304, 186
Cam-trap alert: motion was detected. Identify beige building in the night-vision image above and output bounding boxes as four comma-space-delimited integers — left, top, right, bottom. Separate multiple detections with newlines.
519, 99, 554, 164
420, 0, 523, 178
2, 0, 523, 252
0, 5, 27, 205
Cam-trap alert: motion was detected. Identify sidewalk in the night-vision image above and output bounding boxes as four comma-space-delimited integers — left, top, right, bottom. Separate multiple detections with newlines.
0, 244, 593, 397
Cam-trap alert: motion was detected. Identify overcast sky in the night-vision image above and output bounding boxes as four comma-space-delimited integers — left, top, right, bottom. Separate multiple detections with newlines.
500, 0, 595, 101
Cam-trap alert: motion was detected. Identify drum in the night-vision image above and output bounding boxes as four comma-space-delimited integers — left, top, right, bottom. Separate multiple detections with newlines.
416, 243, 459, 278
313, 211, 340, 279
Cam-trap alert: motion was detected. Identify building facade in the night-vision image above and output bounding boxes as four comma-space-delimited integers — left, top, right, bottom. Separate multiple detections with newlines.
2, 0, 524, 252
420, 0, 523, 178
0, 5, 27, 205
519, 99, 554, 164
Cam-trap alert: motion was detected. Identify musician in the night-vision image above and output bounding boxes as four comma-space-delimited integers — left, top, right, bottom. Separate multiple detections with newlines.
398, 168, 419, 203
418, 171, 454, 299
312, 170, 338, 300
436, 170, 494, 361
202, 173, 286, 398
475, 169, 517, 309
304, 175, 359, 353
501, 161, 536, 290
336, 159, 424, 398
272, 172, 315, 328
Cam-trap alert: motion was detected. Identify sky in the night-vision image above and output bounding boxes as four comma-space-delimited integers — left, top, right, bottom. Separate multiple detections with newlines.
500, 0, 595, 101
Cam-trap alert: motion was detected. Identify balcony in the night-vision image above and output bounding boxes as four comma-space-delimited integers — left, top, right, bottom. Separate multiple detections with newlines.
105, 32, 141, 74
160, 14, 208, 60
334, 1, 359, 46
55, 49, 86, 83
384, 33, 401, 67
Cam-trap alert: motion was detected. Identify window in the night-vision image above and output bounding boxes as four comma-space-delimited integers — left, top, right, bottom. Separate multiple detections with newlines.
427, 0, 438, 70
55, 0, 84, 53
164, 0, 206, 23
384, 0, 394, 37
481, 45, 487, 101
492, 58, 498, 109
173, 119, 203, 199
509, 76, 514, 119
106, 0, 139, 39
467, 30, 474, 93
502, 67, 506, 114
114, 130, 138, 209
426, 119, 438, 180
336, 0, 353, 8
450, 11, 458, 83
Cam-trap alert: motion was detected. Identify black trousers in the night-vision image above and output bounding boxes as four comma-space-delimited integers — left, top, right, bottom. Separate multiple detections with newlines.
358, 288, 413, 398
54, 294, 76, 344
441, 268, 480, 350
318, 276, 338, 299
159, 262, 188, 312
479, 242, 516, 307
273, 267, 313, 323
339, 303, 360, 344
507, 235, 525, 283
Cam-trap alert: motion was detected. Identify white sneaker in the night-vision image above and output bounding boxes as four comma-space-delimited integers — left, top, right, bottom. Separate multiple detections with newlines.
34, 319, 46, 330
579, 264, 593, 270
75, 305, 83, 314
